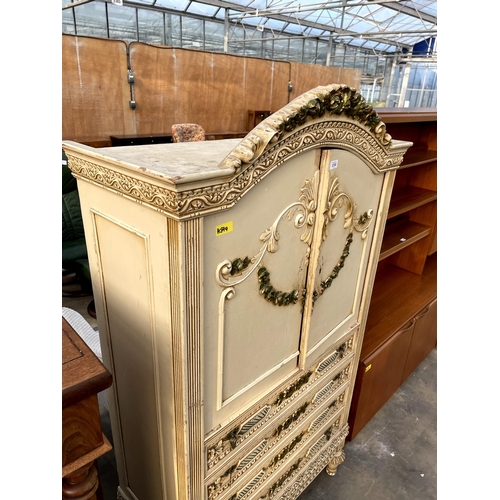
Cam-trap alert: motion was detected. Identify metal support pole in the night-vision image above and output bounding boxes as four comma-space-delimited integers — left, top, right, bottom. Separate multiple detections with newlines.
370, 77, 377, 103
326, 33, 333, 66
383, 57, 398, 105
398, 60, 412, 107
224, 9, 229, 53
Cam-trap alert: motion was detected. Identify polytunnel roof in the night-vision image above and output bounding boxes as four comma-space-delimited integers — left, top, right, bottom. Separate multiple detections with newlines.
63, 0, 437, 56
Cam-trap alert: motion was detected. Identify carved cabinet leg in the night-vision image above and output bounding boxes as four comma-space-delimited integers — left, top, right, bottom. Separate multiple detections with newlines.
325, 449, 346, 476
62, 461, 99, 500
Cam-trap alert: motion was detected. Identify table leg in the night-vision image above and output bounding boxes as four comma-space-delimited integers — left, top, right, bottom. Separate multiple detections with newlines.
62, 461, 99, 500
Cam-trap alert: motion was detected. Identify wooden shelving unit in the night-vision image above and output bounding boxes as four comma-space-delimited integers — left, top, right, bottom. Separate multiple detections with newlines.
347, 108, 437, 441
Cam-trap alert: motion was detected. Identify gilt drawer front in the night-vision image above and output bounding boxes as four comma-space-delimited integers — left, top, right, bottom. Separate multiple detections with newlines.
205, 372, 351, 500
263, 424, 349, 500
205, 334, 354, 476
207, 409, 348, 500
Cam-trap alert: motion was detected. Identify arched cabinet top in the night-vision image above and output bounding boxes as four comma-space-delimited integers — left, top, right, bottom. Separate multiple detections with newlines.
63, 84, 412, 221
221, 84, 399, 174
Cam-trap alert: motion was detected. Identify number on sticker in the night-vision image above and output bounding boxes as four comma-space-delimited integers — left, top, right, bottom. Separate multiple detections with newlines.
216, 221, 233, 236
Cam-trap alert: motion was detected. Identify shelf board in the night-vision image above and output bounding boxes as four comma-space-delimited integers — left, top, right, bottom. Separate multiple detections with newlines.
361, 253, 437, 360
379, 220, 431, 261
388, 186, 437, 219
377, 108, 437, 123
399, 149, 437, 169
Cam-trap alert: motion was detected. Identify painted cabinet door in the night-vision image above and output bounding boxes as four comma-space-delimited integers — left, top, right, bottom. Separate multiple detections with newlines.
302, 149, 384, 367
203, 147, 385, 432
203, 148, 321, 431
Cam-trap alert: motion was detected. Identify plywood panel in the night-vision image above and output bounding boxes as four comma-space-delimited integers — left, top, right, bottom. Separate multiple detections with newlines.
244, 58, 290, 116
62, 36, 361, 143
129, 45, 290, 134
289, 63, 360, 99
62, 35, 133, 142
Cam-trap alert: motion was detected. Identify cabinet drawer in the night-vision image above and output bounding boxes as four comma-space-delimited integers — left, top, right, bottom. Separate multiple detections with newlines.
205, 359, 352, 496
255, 423, 350, 500
205, 334, 355, 475
207, 395, 348, 500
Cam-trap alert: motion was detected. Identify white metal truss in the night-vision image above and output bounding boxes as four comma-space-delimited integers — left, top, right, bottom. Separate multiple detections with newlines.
63, 0, 437, 57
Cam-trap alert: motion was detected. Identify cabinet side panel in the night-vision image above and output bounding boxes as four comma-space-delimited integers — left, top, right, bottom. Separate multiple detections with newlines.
93, 214, 164, 499
76, 181, 178, 500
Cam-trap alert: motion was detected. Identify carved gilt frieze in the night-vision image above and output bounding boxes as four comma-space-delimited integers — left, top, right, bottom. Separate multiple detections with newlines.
206, 346, 352, 471
213, 414, 345, 500
268, 425, 349, 500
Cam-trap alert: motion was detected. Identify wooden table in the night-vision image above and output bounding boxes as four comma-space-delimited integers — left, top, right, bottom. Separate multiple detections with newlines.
110, 131, 248, 146
62, 317, 113, 500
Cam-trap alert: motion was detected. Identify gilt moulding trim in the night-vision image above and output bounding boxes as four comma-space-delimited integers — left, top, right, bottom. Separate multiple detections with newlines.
65, 85, 404, 221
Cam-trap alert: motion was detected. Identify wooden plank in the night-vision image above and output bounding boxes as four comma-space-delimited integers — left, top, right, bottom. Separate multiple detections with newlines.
377, 108, 437, 123
62, 35, 361, 144
388, 186, 437, 219
129, 44, 290, 135
288, 63, 360, 100
379, 220, 432, 261
62, 35, 132, 142
399, 149, 438, 169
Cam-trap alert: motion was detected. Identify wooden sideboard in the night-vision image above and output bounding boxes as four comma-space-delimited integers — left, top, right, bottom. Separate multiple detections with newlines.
347, 108, 437, 440
63, 84, 412, 500
62, 317, 113, 500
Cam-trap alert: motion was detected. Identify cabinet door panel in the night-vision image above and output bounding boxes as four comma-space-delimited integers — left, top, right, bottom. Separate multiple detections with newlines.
348, 319, 415, 440
203, 149, 320, 430
305, 149, 384, 359
401, 298, 437, 382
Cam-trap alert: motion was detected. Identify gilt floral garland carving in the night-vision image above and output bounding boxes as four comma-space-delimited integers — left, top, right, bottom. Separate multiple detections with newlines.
216, 173, 373, 311
220, 84, 392, 174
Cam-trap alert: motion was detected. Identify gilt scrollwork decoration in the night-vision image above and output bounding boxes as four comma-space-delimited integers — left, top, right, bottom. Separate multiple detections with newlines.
215, 171, 320, 303
216, 173, 373, 310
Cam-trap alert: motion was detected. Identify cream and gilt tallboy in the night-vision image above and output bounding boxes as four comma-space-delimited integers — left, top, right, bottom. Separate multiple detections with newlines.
63, 84, 412, 500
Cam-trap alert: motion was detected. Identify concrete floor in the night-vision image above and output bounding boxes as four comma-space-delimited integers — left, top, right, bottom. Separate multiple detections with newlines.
62, 293, 437, 500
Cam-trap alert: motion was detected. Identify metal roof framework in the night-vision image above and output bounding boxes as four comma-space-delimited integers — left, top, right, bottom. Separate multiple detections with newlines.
63, 0, 437, 58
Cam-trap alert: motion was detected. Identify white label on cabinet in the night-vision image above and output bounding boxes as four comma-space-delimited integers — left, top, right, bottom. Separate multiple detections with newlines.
330, 160, 338, 170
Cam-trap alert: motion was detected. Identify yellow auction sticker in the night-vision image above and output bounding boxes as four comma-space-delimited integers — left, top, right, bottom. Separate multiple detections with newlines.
216, 221, 233, 236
